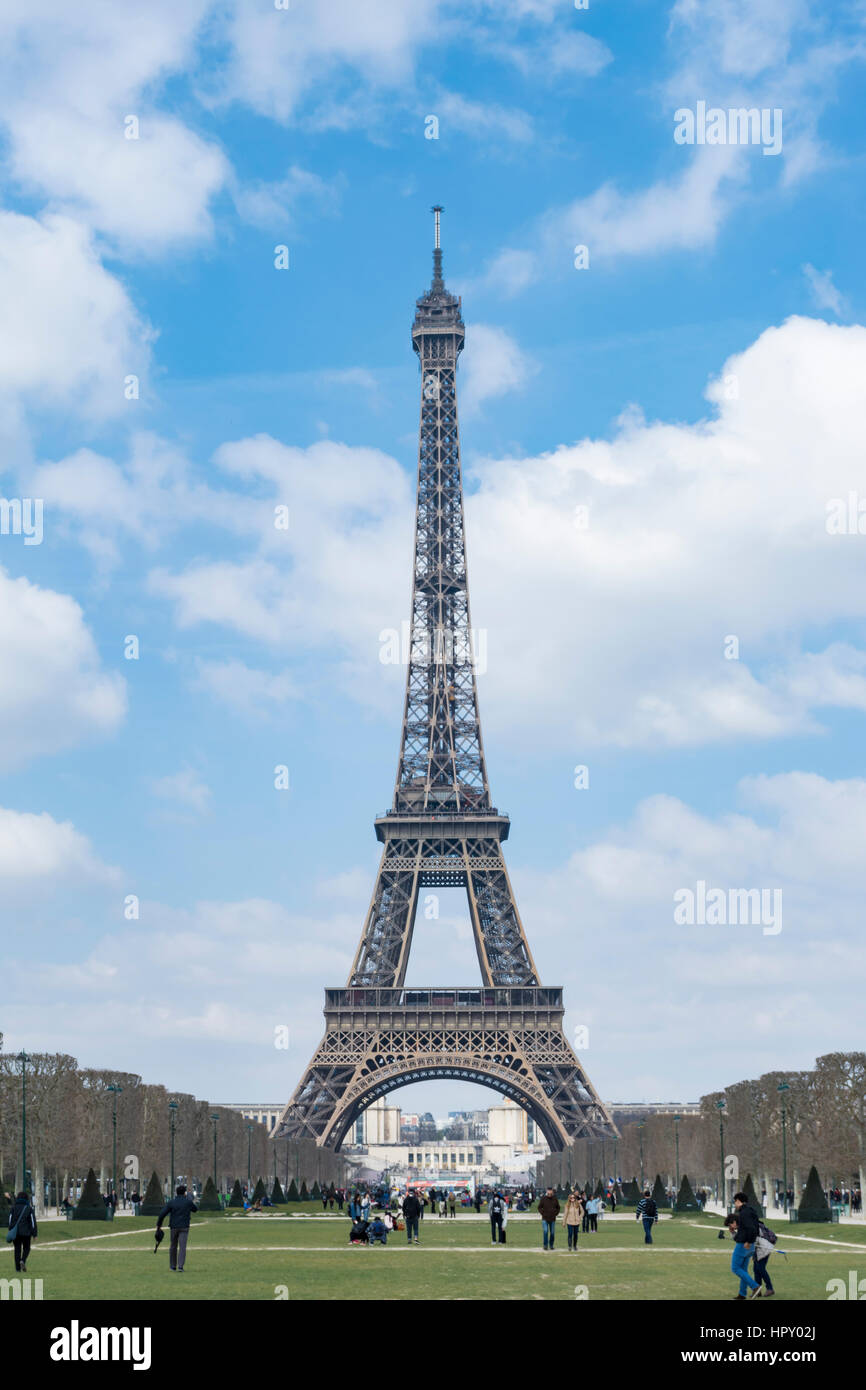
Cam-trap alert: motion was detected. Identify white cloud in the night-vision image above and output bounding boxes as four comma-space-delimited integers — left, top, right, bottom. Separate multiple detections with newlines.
0, 213, 151, 419
0, 568, 126, 769
802, 263, 847, 318
460, 323, 537, 416
0, 806, 118, 883
431, 92, 534, 144
150, 768, 212, 814
218, 0, 442, 123
232, 165, 343, 230
476, 0, 866, 282
540, 145, 743, 264
0, 1, 227, 254
194, 659, 300, 713
139, 317, 866, 753
30, 432, 263, 568
519, 771, 866, 1097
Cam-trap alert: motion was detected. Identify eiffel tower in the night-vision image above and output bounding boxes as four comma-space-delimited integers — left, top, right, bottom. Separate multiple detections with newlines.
274, 209, 616, 1152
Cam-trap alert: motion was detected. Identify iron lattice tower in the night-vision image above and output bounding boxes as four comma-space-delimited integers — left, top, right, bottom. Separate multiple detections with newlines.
274, 210, 616, 1152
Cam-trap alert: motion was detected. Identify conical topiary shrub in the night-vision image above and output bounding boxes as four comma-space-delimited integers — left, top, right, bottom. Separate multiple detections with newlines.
228, 1179, 244, 1208
251, 1176, 266, 1203
300, 1180, 309, 1202
619, 1179, 638, 1207
651, 1174, 668, 1210
198, 1176, 222, 1212
72, 1167, 113, 1221
594, 1179, 605, 1198
139, 1171, 165, 1217
271, 1177, 285, 1204
286, 1178, 300, 1202
674, 1174, 700, 1213
798, 1165, 831, 1223
311, 1180, 322, 1200
741, 1173, 762, 1213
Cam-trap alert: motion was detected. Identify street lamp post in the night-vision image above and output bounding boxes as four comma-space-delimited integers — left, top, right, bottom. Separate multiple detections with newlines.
168, 1101, 178, 1193
778, 1083, 790, 1214
717, 1099, 726, 1213
107, 1085, 122, 1204
639, 1122, 645, 1191
211, 1113, 219, 1190
247, 1124, 254, 1187
17, 1052, 30, 1195
674, 1113, 681, 1194
588, 1139, 593, 1188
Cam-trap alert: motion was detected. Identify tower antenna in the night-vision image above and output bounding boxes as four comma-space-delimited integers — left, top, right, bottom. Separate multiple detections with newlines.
431, 205, 444, 290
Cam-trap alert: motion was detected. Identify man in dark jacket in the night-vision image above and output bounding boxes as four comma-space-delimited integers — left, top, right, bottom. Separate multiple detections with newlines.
156, 1184, 198, 1272
8, 1192, 37, 1272
636, 1190, 658, 1244
730, 1193, 762, 1299
538, 1187, 560, 1250
402, 1190, 421, 1245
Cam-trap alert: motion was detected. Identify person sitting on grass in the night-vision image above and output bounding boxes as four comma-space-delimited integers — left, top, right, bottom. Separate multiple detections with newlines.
369, 1216, 388, 1245
349, 1217, 370, 1245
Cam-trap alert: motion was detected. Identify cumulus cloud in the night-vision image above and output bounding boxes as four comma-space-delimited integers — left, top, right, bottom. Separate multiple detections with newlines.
0, 213, 152, 420
460, 323, 537, 416
518, 771, 866, 1097
0, 806, 118, 884
0, 568, 126, 770
141, 317, 866, 753
0, 0, 227, 253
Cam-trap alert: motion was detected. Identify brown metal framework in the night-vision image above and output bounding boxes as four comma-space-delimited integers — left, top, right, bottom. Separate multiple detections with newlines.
273, 210, 617, 1153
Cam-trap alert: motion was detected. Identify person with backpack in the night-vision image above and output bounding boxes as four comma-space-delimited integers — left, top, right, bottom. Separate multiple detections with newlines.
155, 1184, 198, 1273
7, 1191, 37, 1272
752, 1217, 777, 1296
538, 1187, 560, 1250
488, 1189, 506, 1245
636, 1190, 658, 1244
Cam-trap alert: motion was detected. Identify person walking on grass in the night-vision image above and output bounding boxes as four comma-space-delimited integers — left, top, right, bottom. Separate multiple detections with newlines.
728, 1193, 763, 1300
489, 1189, 506, 1245
156, 1184, 198, 1273
585, 1195, 599, 1232
448, 1191, 456, 1218
752, 1219, 777, 1297
636, 1190, 658, 1245
563, 1188, 584, 1252
581, 1193, 591, 1234
402, 1189, 421, 1245
7, 1191, 37, 1273
538, 1187, 560, 1251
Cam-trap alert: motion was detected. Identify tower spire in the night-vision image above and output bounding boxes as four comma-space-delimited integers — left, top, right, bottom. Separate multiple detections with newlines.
431, 204, 444, 291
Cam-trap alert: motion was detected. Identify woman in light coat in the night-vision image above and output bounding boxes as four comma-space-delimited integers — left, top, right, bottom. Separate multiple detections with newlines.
563, 1189, 584, 1251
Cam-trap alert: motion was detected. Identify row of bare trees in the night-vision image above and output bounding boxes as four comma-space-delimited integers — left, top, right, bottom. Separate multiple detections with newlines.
539, 1052, 866, 1201
0, 1044, 348, 1211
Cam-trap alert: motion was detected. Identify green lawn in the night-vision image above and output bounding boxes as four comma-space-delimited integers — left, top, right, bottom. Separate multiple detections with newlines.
7, 1210, 864, 1301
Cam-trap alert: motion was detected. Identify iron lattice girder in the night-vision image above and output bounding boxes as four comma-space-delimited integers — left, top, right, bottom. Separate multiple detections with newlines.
272, 988, 614, 1151
348, 819, 538, 988
274, 227, 617, 1151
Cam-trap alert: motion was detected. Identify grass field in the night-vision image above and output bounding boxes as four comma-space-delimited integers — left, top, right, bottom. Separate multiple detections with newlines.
6, 1208, 865, 1301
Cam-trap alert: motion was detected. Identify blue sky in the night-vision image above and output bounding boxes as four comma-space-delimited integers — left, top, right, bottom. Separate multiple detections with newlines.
1, 0, 865, 1121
